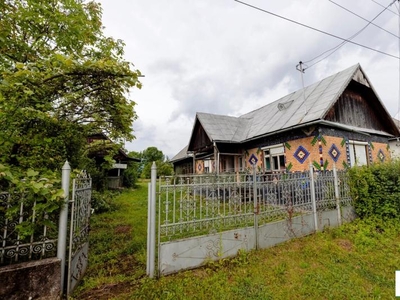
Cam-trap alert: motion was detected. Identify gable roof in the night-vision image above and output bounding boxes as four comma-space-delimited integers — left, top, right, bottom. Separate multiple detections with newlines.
87, 133, 140, 162
171, 145, 190, 163
188, 64, 397, 150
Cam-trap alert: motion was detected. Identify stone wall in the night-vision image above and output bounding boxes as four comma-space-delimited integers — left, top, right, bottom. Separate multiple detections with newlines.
0, 258, 61, 300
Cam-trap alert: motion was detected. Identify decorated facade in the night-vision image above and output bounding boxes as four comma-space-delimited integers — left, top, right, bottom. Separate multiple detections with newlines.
172, 64, 399, 174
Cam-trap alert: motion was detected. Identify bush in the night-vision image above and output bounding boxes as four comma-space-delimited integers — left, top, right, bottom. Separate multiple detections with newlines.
0, 164, 64, 239
123, 164, 138, 188
348, 160, 400, 219
91, 189, 120, 213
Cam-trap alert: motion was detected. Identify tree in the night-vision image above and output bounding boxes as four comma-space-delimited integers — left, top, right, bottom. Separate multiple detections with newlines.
0, 0, 142, 170
140, 147, 173, 178
142, 147, 164, 164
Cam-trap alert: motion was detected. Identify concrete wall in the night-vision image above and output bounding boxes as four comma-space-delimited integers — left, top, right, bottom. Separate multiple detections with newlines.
0, 258, 61, 300
159, 206, 356, 275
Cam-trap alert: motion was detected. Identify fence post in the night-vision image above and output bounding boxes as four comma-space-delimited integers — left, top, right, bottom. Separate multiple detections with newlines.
253, 166, 259, 250
57, 161, 71, 294
333, 164, 342, 226
146, 182, 151, 276
147, 162, 157, 278
309, 164, 318, 232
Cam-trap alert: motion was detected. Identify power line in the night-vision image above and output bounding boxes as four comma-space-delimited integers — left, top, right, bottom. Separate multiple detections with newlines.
329, 0, 399, 39
371, 0, 399, 16
234, 0, 400, 60
304, 0, 397, 68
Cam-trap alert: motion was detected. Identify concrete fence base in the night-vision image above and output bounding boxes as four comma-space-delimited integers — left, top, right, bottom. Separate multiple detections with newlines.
0, 257, 62, 300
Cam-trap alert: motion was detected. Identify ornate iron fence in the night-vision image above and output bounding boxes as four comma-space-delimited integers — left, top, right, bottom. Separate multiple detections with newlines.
157, 169, 352, 242
0, 163, 93, 296
0, 192, 57, 266
149, 166, 353, 276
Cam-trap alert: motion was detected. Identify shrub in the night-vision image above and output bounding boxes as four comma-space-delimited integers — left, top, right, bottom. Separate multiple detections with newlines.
0, 164, 64, 239
348, 160, 400, 219
91, 189, 120, 213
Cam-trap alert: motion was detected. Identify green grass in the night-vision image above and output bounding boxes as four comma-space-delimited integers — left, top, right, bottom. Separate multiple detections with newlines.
73, 180, 400, 299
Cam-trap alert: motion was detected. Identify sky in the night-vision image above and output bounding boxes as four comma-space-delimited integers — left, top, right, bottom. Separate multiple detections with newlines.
97, 0, 400, 159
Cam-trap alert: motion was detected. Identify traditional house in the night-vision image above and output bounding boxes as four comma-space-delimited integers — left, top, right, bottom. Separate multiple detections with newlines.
87, 133, 140, 188
172, 64, 399, 174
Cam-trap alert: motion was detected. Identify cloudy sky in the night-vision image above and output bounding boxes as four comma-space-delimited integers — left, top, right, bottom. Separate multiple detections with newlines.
98, 0, 400, 158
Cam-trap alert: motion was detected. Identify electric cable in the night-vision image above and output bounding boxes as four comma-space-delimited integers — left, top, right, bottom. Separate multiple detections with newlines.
371, 0, 399, 16
234, 0, 400, 60
304, 0, 396, 69
329, 0, 399, 39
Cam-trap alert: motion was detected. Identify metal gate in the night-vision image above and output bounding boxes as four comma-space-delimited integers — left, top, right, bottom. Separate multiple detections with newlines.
66, 170, 92, 295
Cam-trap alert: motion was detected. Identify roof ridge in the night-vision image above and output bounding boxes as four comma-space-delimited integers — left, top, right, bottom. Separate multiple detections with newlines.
239, 63, 360, 118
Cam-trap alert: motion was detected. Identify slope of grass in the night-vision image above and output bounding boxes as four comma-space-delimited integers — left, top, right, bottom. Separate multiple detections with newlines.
73, 180, 400, 299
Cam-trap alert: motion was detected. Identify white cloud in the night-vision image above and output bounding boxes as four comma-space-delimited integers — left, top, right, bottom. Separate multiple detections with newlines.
98, 0, 400, 158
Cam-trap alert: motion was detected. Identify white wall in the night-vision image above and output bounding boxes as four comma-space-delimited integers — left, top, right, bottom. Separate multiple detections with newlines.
389, 140, 400, 159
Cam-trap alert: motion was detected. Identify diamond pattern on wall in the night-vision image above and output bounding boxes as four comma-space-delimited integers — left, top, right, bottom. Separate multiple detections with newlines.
377, 149, 385, 162
293, 145, 310, 164
328, 144, 341, 162
248, 154, 258, 166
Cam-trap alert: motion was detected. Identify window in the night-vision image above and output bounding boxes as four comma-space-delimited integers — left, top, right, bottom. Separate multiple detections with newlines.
263, 144, 285, 171
204, 160, 211, 173
349, 141, 368, 166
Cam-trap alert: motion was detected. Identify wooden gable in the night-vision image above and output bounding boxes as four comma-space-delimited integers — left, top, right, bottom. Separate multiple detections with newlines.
188, 118, 212, 152
324, 79, 399, 136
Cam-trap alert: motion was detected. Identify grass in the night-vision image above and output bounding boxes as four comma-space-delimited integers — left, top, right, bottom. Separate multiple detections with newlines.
72, 180, 400, 299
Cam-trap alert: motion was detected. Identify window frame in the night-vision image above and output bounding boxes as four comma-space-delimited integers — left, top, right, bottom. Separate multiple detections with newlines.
349, 140, 368, 166
262, 144, 285, 172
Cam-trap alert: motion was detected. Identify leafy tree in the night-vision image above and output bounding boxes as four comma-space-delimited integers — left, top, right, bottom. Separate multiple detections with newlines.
142, 147, 164, 164
0, 0, 142, 170
140, 147, 173, 178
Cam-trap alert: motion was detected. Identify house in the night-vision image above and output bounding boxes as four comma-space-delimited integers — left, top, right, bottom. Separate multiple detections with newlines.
388, 118, 400, 159
172, 64, 399, 174
87, 133, 140, 188
170, 145, 194, 175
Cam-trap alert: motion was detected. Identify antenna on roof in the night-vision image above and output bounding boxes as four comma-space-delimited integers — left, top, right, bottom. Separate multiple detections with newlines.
296, 61, 308, 114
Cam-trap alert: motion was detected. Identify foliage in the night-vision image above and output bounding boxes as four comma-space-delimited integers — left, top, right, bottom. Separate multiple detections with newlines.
127, 147, 174, 179
138, 146, 173, 178
348, 160, 400, 219
73, 181, 400, 299
0, 0, 142, 170
82, 139, 122, 191
141, 159, 174, 178
90, 189, 119, 214
122, 163, 139, 188
0, 163, 64, 239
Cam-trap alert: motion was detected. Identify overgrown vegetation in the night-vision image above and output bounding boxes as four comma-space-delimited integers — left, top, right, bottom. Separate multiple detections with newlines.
0, 0, 142, 171
348, 160, 400, 219
0, 0, 143, 214
0, 164, 64, 239
73, 180, 400, 299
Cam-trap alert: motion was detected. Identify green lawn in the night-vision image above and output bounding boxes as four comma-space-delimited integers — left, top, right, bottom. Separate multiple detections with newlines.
73, 180, 400, 299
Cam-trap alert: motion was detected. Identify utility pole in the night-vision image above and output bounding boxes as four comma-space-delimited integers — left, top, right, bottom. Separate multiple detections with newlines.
296, 61, 308, 114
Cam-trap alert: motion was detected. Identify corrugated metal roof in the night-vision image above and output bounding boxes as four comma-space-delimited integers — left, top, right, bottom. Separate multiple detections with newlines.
170, 145, 190, 163
196, 64, 363, 142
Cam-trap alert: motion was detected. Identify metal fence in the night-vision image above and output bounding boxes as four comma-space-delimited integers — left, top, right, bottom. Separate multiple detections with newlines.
0, 162, 92, 296
147, 164, 354, 276
157, 168, 352, 242
0, 192, 58, 265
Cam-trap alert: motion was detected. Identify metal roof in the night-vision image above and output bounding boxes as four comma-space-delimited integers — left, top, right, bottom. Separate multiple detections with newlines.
170, 145, 190, 163
194, 64, 393, 143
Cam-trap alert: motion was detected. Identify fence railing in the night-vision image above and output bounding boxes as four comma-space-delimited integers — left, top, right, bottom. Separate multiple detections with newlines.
157, 168, 352, 241
0, 192, 58, 266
